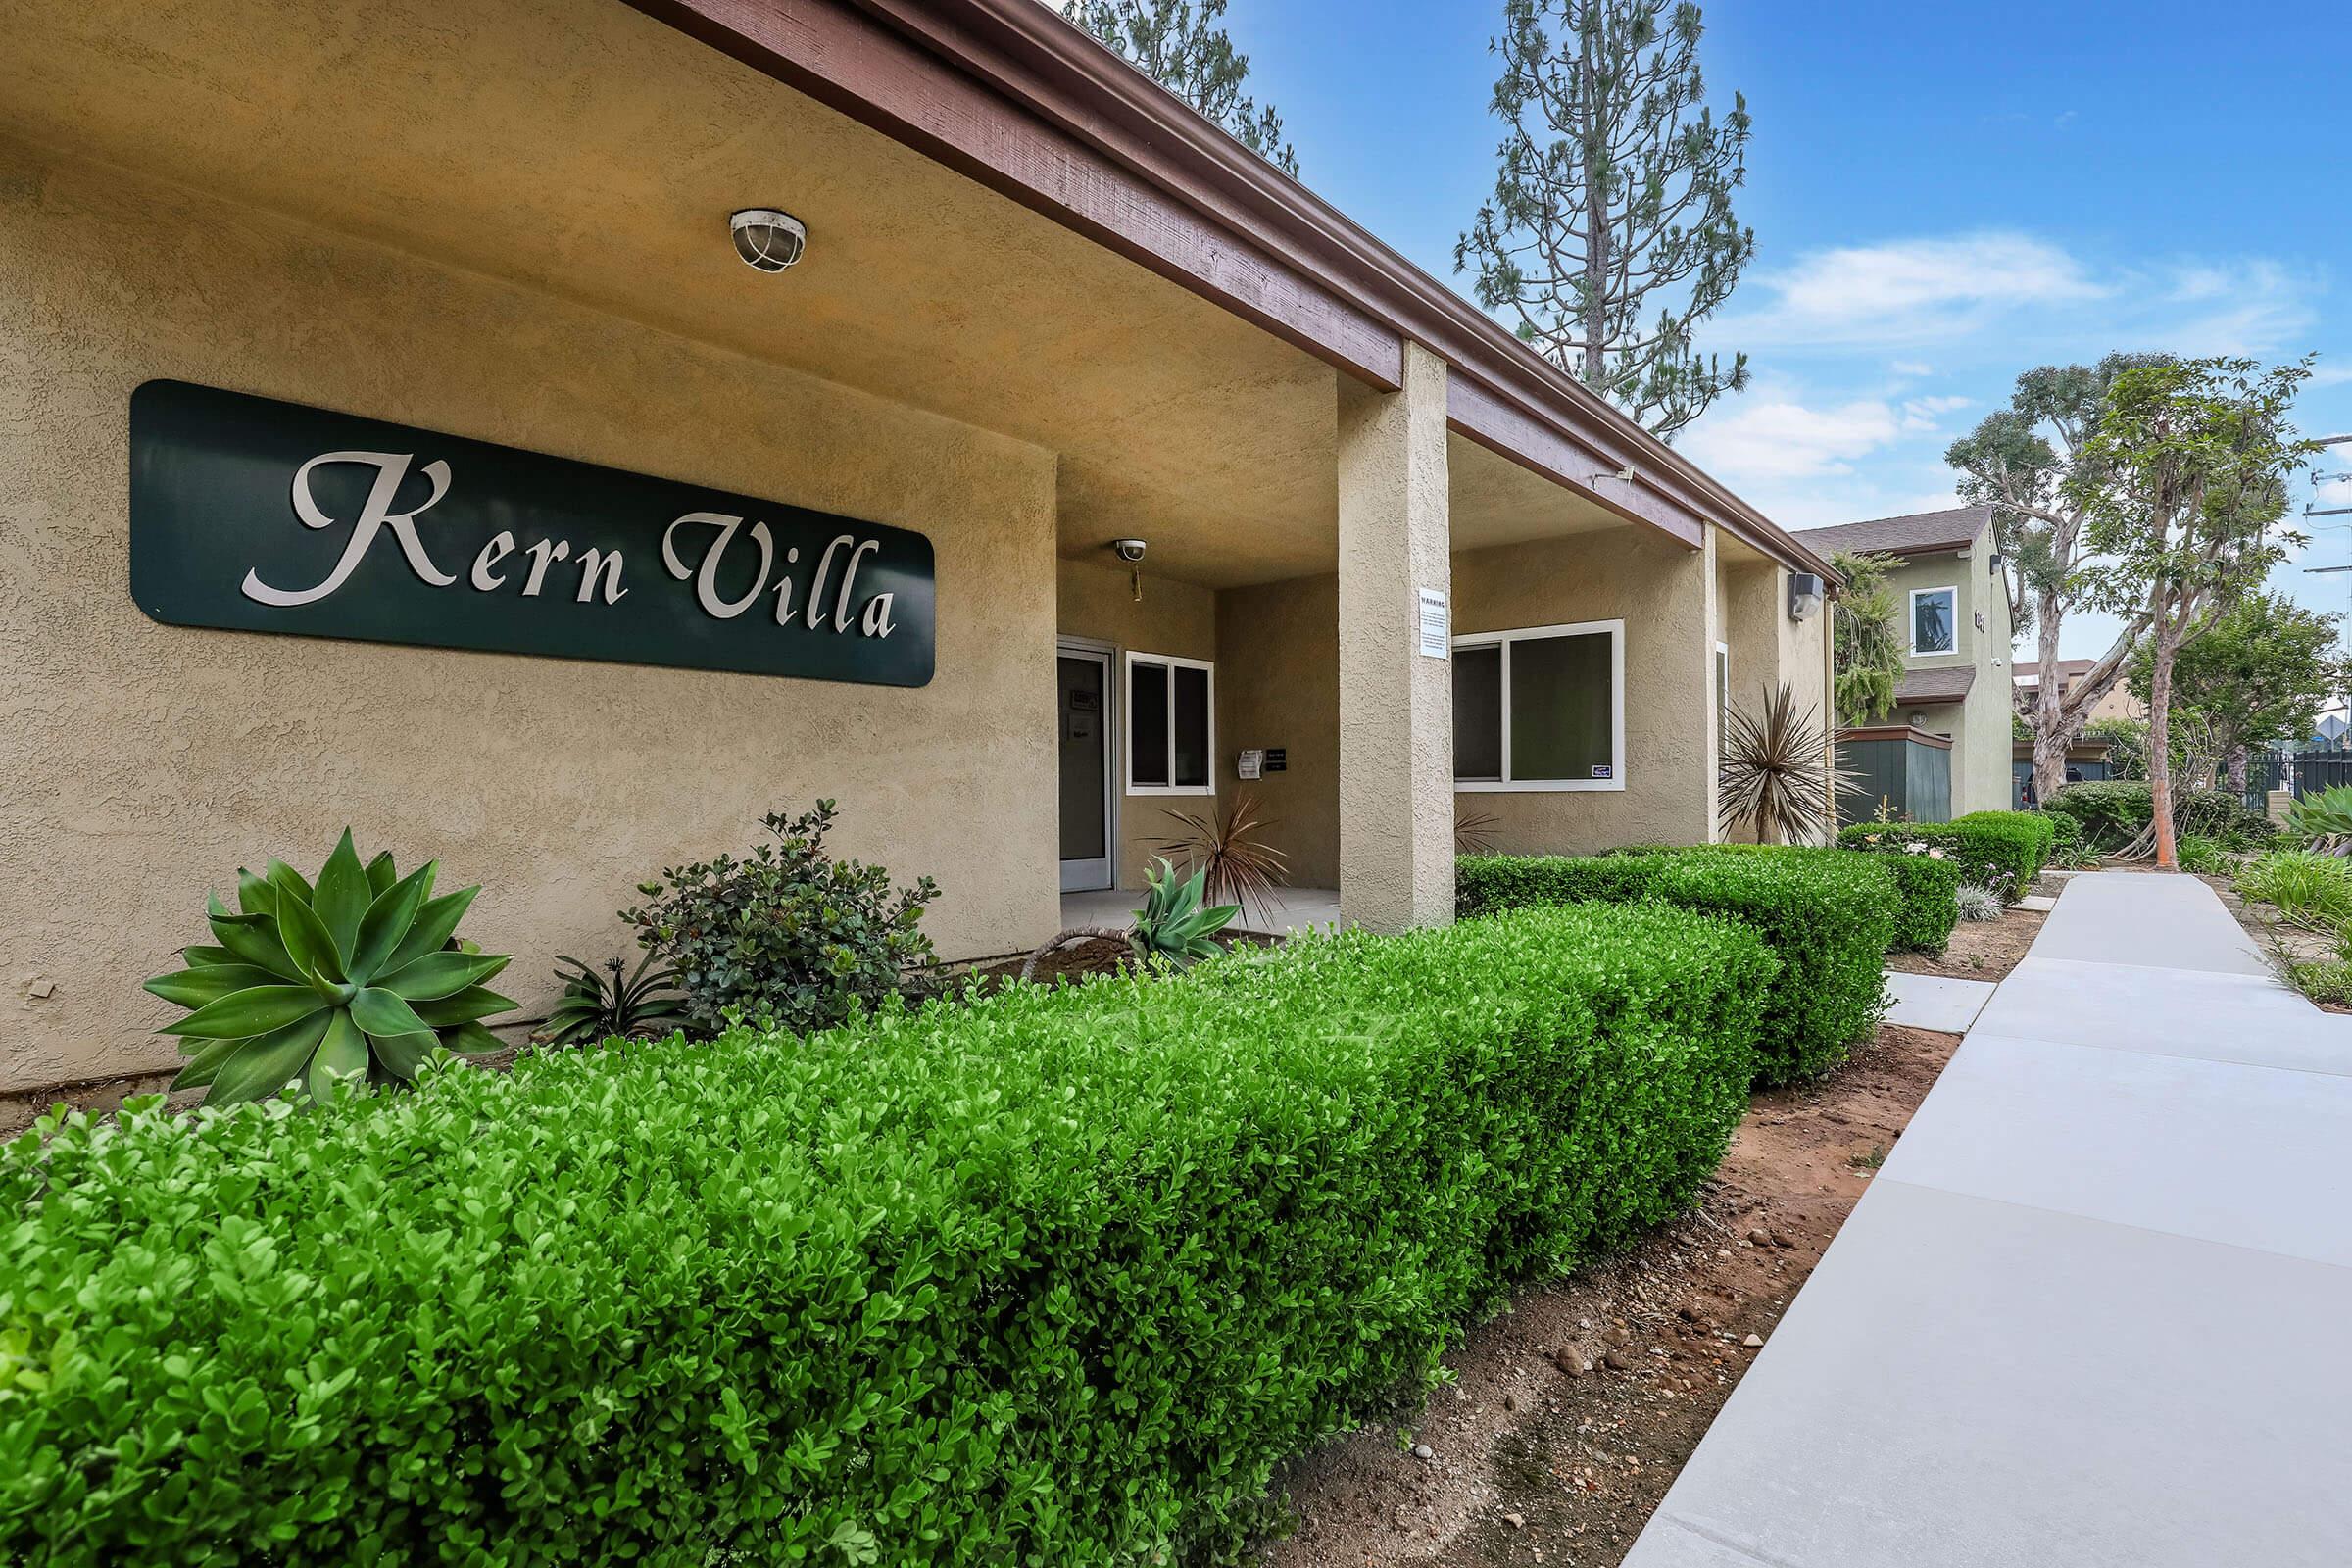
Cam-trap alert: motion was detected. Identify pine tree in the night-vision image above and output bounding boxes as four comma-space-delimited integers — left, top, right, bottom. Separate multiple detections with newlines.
1063, 0, 1298, 176
1456, 0, 1753, 439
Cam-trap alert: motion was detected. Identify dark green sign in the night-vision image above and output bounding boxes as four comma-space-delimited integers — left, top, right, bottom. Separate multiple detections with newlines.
129, 380, 935, 686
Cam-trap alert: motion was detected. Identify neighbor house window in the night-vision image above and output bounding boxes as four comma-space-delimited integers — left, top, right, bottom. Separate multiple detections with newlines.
1453, 620, 1624, 792
1126, 651, 1213, 795
1910, 586, 1958, 656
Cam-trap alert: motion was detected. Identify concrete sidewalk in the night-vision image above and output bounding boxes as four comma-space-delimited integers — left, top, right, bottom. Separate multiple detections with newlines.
1625, 871, 2352, 1568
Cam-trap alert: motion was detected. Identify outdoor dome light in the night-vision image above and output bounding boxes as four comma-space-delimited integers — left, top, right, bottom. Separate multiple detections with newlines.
729, 208, 807, 272
1787, 570, 1825, 622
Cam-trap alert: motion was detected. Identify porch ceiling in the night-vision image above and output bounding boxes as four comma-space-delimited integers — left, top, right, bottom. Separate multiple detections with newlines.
0, 0, 1340, 587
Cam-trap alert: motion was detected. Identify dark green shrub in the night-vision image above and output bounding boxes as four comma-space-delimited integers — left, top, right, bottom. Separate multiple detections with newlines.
1841, 810, 2051, 899
1458, 848, 1893, 1083
2043, 780, 2150, 849
621, 799, 939, 1035
2044, 780, 2271, 851
2033, 808, 2084, 851
0, 903, 1771, 1567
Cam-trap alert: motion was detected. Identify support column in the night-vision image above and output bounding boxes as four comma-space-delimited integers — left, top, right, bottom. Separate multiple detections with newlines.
1337, 343, 1452, 933
1701, 524, 1723, 842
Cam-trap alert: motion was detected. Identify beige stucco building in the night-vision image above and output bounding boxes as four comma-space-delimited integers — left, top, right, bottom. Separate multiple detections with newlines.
0, 0, 1833, 1096
1800, 506, 2013, 819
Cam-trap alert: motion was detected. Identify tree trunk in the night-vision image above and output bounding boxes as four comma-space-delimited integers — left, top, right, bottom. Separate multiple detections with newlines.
1577, 17, 1609, 389
2149, 630, 2178, 870
2031, 583, 2071, 802
2227, 745, 2250, 799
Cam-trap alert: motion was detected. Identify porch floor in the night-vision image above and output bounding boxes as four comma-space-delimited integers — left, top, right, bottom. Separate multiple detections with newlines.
1059, 885, 1343, 937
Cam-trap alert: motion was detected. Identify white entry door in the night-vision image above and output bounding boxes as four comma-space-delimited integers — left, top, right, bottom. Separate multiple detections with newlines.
1057, 642, 1115, 891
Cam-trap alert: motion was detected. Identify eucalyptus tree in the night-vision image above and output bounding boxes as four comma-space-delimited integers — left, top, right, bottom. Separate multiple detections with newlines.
2072, 357, 2315, 867
1455, 0, 1754, 438
1062, 0, 1298, 175
1946, 353, 2169, 802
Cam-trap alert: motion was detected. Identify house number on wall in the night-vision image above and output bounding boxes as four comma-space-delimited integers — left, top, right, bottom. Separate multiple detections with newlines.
129, 380, 936, 686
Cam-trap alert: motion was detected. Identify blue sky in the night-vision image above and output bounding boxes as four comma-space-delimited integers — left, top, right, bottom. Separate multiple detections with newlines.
1217, 0, 2352, 658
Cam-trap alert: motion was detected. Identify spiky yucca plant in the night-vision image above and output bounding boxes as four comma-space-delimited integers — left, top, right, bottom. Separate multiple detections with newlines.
1719, 682, 1858, 845
144, 831, 514, 1105
1151, 790, 1288, 920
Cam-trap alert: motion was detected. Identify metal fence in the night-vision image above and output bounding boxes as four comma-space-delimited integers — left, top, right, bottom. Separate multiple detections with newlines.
2242, 741, 2352, 808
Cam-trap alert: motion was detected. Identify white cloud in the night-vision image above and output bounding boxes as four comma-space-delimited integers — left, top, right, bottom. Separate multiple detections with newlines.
1901, 394, 1972, 431
1889, 359, 1935, 378
1717, 232, 2105, 347
1679, 390, 1901, 485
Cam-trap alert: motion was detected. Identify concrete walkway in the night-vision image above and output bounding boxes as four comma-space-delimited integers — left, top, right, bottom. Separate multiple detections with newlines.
1881, 970, 1993, 1033
1625, 871, 2352, 1568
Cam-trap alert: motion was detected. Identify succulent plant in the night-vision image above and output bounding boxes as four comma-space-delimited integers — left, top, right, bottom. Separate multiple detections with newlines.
537, 953, 686, 1048
144, 831, 514, 1105
1130, 857, 1240, 969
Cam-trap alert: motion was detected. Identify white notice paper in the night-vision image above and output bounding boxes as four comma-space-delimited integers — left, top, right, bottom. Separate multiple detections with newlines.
1418, 587, 1449, 659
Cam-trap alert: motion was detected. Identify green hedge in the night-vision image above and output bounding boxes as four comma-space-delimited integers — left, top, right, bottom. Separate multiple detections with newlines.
0, 903, 1772, 1567
1840, 809, 2052, 899
1610, 843, 1957, 956
1457, 849, 1893, 1083
2044, 780, 2274, 851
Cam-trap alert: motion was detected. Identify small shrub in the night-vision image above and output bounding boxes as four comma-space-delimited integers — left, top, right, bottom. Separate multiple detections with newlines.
142, 831, 514, 1105
1841, 810, 2051, 901
0, 903, 1770, 1565
2043, 781, 2150, 850
1458, 847, 1894, 1083
621, 799, 938, 1036
1955, 884, 2004, 922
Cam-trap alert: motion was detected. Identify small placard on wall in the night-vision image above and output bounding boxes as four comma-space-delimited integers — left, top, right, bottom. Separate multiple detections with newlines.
1237, 748, 1264, 780
1418, 587, 1449, 659
1264, 748, 1287, 772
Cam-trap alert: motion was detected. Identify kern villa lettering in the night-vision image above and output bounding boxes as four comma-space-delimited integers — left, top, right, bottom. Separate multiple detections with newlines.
128, 381, 936, 686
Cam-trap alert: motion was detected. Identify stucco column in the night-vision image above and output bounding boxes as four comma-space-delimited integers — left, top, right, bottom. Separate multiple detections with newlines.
1701, 524, 1723, 842
1336, 343, 1452, 932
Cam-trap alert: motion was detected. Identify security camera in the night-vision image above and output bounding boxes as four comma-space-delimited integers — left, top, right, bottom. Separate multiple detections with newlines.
729, 209, 807, 272
1111, 538, 1148, 564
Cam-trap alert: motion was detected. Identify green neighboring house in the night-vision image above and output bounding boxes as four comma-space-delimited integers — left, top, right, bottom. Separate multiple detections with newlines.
1797, 505, 2013, 821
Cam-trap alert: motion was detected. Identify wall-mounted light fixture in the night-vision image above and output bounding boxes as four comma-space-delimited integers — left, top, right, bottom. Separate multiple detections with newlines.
730, 209, 808, 272
1788, 571, 1825, 621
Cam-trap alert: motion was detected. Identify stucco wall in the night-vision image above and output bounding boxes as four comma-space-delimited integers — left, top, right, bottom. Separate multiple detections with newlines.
1216, 573, 1341, 888
1054, 558, 1221, 888
0, 140, 1061, 1093
1882, 549, 2010, 815
1450, 524, 1714, 854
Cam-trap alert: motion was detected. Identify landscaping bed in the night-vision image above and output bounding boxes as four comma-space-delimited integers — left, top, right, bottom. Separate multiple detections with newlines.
1255, 1021, 1964, 1568
1885, 905, 2046, 983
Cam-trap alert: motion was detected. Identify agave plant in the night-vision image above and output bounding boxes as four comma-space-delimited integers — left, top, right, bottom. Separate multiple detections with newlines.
538, 953, 686, 1047
1129, 856, 1239, 968
144, 831, 514, 1105
2285, 784, 2352, 854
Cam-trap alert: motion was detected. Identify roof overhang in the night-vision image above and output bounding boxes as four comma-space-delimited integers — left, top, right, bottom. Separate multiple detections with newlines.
625, 0, 1838, 581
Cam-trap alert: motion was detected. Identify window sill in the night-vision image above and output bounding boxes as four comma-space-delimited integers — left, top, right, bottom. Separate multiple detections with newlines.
1128, 784, 1216, 797
1454, 779, 1627, 794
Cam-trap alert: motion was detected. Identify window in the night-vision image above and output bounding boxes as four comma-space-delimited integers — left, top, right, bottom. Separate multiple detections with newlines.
1452, 621, 1624, 792
1910, 586, 1957, 656
1125, 652, 1213, 794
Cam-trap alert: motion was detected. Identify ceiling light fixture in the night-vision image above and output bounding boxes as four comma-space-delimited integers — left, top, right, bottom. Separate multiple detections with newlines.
729, 209, 808, 272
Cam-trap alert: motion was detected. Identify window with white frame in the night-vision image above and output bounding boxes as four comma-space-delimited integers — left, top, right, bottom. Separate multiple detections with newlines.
1452, 620, 1624, 791
1910, 586, 1958, 656
1125, 652, 1213, 794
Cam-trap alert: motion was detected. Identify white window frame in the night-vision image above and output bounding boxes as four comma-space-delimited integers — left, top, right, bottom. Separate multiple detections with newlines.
1123, 650, 1216, 797
1452, 619, 1626, 793
1909, 585, 1959, 657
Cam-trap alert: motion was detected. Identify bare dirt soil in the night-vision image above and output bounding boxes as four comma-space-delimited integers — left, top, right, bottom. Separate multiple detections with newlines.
1885, 906, 2044, 983
1256, 1022, 1964, 1568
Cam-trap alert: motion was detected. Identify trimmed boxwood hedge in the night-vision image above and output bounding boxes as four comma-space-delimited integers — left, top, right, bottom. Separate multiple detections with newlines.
1614, 843, 1958, 956
1840, 809, 2054, 900
0, 903, 1772, 1567
1458, 848, 1894, 1084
